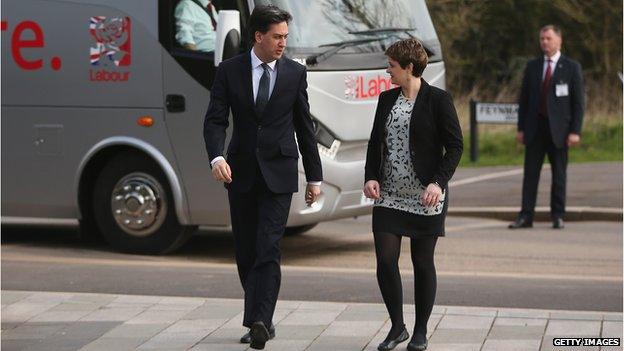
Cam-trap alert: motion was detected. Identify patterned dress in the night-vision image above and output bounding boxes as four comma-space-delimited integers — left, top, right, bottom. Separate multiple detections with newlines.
374, 93, 445, 216
372, 92, 447, 237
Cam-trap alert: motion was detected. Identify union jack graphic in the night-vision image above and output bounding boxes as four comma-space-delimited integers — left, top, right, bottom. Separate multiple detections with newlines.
344, 75, 357, 100
89, 16, 131, 66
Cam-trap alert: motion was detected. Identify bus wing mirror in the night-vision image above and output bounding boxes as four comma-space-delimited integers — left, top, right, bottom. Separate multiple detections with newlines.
215, 10, 241, 66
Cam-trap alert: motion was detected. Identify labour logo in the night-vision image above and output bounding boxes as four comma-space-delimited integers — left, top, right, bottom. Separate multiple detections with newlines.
89, 16, 131, 66
344, 75, 357, 100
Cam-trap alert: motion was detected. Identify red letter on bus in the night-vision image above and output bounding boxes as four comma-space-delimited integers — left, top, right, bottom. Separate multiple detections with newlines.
12, 20, 44, 70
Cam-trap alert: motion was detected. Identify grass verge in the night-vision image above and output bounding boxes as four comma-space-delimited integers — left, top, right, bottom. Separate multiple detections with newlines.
459, 121, 622, 167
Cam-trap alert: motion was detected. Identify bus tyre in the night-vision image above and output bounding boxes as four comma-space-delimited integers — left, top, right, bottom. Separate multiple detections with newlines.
92, 151, 195, 254
284, 223, 317, 236
79, 216, 106, 244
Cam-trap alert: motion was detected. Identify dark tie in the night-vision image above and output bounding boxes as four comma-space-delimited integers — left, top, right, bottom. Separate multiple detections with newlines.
538, 58, 552, 118
206, 2, 217, 31
255, 63, 270, 116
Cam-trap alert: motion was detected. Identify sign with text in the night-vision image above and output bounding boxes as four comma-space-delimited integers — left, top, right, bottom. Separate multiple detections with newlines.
475, 102, 518, 124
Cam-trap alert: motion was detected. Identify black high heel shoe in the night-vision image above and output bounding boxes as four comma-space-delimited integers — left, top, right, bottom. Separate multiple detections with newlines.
377, 326, 409, 351
407, 332, 428, 351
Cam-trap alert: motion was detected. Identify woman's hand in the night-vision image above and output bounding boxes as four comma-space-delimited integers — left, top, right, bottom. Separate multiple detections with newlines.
422, 183, 442, 207
363, 180, 381, 199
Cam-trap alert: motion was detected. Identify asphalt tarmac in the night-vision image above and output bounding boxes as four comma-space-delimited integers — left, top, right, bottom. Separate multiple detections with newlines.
2, 215, 621, 312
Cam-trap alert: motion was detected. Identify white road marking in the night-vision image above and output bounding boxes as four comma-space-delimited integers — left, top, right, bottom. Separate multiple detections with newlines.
449, 168, 524, 187
3, 252, 620, 283
449, 164, 556, 187
446, 221, 503, 232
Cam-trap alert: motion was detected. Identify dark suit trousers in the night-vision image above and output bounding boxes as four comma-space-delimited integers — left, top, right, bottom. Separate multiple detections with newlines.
521, 117, 568, 220
227, 160, 292, 328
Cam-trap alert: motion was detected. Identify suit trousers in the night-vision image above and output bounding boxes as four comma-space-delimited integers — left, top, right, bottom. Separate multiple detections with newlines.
520, 117, 568, 220
227, 159, 292, 328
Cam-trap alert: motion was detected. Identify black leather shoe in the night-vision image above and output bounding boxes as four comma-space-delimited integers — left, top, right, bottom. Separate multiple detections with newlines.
553, 218, 565, 229
249, 321, 270, 350
407, 332, 428, 351
240, 324, 275, 344
508, 217, 533, 229
377, 328, 409, 351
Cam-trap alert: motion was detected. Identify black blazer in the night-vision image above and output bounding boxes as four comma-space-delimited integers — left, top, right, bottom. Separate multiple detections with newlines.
518, 55, 584, 148
365, 80, 463, 189
203, 52, 322, 193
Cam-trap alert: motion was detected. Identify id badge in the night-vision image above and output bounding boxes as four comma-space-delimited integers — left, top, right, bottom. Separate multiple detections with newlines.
555, 83, 569, 97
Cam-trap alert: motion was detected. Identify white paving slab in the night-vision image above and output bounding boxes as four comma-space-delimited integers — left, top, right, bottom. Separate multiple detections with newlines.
1, 290, 621, 351
482, 339, 541, 351
437, 314, 495, 330
544, 320, 601, 336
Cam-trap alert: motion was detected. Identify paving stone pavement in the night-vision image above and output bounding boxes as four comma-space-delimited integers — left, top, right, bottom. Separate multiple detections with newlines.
1, 290, 622, 351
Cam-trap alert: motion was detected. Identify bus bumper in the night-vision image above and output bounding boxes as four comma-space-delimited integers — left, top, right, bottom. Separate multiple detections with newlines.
286, 150, 372, 227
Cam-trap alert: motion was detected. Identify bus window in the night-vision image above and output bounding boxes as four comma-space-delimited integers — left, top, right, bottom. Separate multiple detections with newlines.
159, 0, 216, 90
174, 0, 218, 52
159, 0, 249, 90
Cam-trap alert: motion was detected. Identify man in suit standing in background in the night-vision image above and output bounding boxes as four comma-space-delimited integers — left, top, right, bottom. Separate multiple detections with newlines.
203, 5, 322, 350
509, 24, 584, 230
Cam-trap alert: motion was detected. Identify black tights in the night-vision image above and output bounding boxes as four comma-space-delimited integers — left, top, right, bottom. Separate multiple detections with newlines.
374, 232, 438, 340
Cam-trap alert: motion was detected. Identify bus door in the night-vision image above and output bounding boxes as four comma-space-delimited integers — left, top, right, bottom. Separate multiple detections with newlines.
158, 0, 231, 225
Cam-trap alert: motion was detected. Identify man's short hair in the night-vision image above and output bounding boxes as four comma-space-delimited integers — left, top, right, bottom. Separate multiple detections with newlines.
385, 38, 428, 77
540, 24, 562, 37
248, 5, 292, 44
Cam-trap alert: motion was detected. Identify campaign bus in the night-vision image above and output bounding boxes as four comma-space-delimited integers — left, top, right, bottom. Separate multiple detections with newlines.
1, 0, 445, 254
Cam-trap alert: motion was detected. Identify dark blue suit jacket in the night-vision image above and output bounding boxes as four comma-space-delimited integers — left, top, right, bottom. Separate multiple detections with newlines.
518, 55, 584, 148
203, 52, 322, 194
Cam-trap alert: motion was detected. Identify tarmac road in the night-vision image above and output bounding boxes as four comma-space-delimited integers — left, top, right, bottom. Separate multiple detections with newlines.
2, 215, 621, 312
450, 162, 622, 209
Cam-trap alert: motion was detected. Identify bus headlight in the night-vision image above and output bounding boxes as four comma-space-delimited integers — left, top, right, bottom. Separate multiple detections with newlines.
313, 120, 340, 159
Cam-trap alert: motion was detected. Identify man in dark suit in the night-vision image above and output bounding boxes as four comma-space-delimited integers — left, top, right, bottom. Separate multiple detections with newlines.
509, 24, 584, 230
203, 5, 322, 350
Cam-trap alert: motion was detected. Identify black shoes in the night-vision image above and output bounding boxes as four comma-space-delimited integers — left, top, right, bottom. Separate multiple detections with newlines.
377, 327, 409, 351
240, 323, 275, 344
508, 217, 533, 229
248, 321, 271, 350
553, 218, 565, 229
509, 216, 565, 229
407, 332, 428, 351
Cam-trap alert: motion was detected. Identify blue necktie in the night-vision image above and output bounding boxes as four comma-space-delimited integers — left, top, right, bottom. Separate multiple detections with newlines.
255, 63, 270, 116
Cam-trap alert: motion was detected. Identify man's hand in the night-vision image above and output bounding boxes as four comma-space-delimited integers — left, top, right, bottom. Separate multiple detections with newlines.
305, 184, 321, 206
567, 133, 581, 147
363, 180, 380, 200
422, 183, 442, 207
211, 159, 232, 183
516, 131, 524, 144
182, 43, 197, 51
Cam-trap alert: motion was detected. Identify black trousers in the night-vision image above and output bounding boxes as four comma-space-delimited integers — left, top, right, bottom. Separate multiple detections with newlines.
521, 117, 568, 220
227, 161, 292, 328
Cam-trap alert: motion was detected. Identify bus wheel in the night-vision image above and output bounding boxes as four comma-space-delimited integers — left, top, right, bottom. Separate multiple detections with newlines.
92, 151, 195, 254
284, 223, 317, 236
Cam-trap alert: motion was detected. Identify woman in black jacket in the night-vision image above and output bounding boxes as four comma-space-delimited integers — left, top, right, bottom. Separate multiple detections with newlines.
363, 38, 463, 351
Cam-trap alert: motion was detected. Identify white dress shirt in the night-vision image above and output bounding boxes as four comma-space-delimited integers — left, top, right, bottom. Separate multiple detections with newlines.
542, 50, 561, 81
210, 49, 321, 186
251, 48, 277, 101
174, 0, 217, 52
